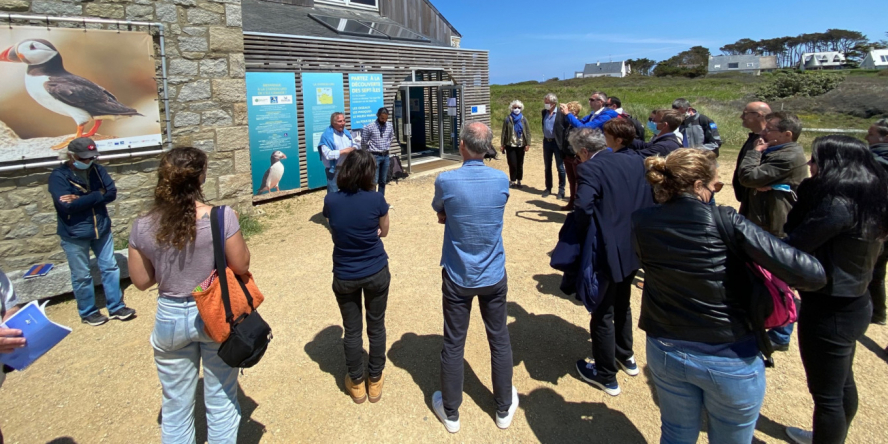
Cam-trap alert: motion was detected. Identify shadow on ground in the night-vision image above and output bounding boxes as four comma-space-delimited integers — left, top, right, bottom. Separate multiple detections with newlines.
521, 387, 646, 443
754, 413, 791, 443
532, 273, 581, 306
526, 199, 564, 212
309, 211, 328, 228
507, 302, 590, 385
304, 325, 348, 395
46, 438, 77, 444
155, 380, 265, 444
858, 334, 888, 365
515, 210, 565, 225
387, 332, 498, 421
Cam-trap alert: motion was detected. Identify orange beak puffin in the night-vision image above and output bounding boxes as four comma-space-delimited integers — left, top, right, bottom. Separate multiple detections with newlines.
0, 39, 142, 149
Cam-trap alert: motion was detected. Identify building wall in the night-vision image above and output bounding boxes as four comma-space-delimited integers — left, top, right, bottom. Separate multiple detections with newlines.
381, 0, 454, 45
244, 33, 489, 189
0, 0, 252, 271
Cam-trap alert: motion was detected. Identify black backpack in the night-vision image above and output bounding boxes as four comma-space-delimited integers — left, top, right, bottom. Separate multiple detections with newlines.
619, 113, 646, 142
388, 155, 409, 182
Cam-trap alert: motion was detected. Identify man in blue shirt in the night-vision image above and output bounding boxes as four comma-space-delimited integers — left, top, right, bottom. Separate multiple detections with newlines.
541, 93, 566, 199
319, 112, 357, 193
430, 122, 518, 433
560, 91, 618, 131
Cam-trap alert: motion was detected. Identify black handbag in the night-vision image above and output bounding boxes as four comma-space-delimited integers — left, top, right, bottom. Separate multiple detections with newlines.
210, 207, 272, 368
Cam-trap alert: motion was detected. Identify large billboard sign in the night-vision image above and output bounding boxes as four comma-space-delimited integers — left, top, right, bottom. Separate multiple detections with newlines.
246, 72, 301, 196
0, 26, 162, 162
301, 72, 345, 190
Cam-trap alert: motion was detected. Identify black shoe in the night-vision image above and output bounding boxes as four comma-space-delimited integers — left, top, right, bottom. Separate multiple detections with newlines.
81, 312, 109, 326
516, 182, 523, 189
109, 307, 137, 321
770, 341, 790, 352
556, 190, 565, 200
872, 316, 887, 325
541, 189, 551, 198
575, 360, 621, 396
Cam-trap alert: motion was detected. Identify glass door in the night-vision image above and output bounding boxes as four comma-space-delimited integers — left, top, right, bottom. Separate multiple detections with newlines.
438, 85, 464, 161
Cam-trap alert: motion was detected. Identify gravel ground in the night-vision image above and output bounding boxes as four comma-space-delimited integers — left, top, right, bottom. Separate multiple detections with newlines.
2, 144, 887, 444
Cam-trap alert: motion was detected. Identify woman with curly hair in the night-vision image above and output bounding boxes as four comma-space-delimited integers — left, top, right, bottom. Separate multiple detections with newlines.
500, 99, 531, 188
128, 147, 251, 443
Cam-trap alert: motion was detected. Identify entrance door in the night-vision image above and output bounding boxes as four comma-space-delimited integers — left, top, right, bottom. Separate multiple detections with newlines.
438, 85, 464, 161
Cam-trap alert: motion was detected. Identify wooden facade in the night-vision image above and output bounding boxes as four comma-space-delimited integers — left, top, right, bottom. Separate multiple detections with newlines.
380, 0, 459, 46
243, 33, 490, 191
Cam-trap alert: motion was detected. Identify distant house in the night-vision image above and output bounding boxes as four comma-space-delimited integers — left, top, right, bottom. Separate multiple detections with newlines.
799, 52, 846, 70
708, 55, 777, 75
860, 49, 888, 70
574, 61, 630, 78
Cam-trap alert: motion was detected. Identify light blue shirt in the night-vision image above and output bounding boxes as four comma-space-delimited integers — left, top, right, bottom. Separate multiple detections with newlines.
432, 159, 510, 288
543, 109, 556, 139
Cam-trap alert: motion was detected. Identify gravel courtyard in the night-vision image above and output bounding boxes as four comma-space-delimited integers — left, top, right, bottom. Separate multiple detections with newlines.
2, 145, 888, 443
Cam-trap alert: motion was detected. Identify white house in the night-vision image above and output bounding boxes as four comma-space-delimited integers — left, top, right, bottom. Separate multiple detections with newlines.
860, 49, 888, 70
574, 61, 630, 78
799, 52, 846, 70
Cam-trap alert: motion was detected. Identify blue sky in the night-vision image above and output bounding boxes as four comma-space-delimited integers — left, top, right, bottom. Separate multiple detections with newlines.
433, 0, 887, 85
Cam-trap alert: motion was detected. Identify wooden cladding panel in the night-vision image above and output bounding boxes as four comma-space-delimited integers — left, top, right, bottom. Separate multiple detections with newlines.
380, 0, 452, 45
244, 34, 489, 190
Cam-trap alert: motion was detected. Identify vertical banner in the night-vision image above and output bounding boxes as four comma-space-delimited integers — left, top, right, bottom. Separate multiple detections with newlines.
245, 72, 300, 196
348, 73, 384, 130
301, 73, 345, 190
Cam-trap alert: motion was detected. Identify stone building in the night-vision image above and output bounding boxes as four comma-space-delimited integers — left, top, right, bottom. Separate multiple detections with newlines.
0, 0, 252, 273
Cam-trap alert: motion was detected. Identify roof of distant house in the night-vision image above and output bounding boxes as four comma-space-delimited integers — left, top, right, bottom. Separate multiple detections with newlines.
581, 61, 624, 75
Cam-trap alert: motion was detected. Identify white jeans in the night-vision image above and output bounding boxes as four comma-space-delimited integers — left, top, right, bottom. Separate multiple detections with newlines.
152, 296, 240, 444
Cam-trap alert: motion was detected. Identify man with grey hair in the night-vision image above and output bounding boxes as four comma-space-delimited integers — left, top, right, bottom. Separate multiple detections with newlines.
319, 111, 357, 193
672, 98, 723, 155
867, 117, 888, 325
541, 93, 566, 199
569, 128, 654, 397
431, 122, 517, 433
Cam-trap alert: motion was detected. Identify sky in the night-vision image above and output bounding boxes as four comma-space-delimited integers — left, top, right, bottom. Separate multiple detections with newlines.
432, 0, 888, 85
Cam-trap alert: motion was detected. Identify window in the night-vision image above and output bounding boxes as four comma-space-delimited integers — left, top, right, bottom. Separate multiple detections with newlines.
747, 63, 755, 67
833, 55, 842, 63
728, 62, 739, 69
309, 14, 431, 43
363, 21, 431, 42
881, 55, 888, 63
316, 0, 378, 10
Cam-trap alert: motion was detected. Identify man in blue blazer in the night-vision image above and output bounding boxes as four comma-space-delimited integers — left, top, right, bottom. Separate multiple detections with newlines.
570, 128, 655, 397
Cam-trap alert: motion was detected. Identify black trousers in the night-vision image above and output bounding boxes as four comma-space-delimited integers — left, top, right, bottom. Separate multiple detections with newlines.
333, 265, 390, 382
590, 272, 637, 383
440, 269, 513, 419
867, 243, 887, 322
505, 145, 526, 182
798, 292, 871, 444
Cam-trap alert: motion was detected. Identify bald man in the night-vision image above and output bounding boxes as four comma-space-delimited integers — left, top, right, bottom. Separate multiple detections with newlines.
732, 102, 772, 213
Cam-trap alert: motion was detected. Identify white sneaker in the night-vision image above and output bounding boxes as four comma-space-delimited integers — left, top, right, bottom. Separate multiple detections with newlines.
617, 355, 640, 376
432, 391, 460, 433
495, 386, 519, 429
786, 426, 813, 444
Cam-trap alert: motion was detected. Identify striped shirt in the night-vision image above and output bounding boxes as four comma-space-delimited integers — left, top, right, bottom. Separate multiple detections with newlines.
361, 120, 394, 154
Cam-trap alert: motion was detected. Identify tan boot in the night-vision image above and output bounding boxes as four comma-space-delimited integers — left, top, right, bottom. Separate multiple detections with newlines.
368, 373, 384, 403
345, 375, 367, 404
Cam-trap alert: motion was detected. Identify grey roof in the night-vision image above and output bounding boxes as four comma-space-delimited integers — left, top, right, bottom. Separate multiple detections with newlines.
582, 61, 623, 75
242, 0, 449, 47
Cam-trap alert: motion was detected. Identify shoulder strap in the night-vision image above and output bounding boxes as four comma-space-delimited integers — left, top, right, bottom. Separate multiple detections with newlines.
211, 206, 235, 323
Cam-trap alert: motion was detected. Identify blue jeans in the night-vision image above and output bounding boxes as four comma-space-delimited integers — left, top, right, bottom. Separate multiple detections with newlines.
646, 337, 766, 444
373, 154, 390, 196
152, 296, 240, 444
325, 167, 339, 193
59, 231, 124, 318
768, 323, 794, 346
542, 139, 565, 192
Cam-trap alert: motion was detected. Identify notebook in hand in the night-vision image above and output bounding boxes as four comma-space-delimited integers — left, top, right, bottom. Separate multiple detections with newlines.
0, 300, 71, 371
23, 264, 53, 279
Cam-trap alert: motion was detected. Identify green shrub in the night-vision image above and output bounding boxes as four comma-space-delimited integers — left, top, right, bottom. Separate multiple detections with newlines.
879, 70, 888, 77
239, 213, 264, 239
755, 71, 845, 101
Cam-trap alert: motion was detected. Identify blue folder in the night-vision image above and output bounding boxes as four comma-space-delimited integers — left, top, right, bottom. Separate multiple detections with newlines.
0, 301, 71, 371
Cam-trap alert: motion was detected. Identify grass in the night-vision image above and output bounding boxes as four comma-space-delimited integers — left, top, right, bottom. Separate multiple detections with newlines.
240, 212, 265, 239
491, 75, 883, 158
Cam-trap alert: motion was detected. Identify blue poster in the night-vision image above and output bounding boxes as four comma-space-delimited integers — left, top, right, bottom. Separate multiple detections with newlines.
245, 72, 300, 195
301, 73, 345, 189
348, 73, 384, 130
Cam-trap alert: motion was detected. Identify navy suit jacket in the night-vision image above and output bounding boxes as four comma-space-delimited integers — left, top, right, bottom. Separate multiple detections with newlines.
575, 149, 655, 283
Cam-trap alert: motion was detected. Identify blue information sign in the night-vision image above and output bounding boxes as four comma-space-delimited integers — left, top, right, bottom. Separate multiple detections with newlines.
301, 73, 345, 189
245, 72, 300, 195
348, 73, 384, 130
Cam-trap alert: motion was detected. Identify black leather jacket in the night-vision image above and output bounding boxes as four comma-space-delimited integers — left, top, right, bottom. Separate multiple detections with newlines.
632, 196, 826, 343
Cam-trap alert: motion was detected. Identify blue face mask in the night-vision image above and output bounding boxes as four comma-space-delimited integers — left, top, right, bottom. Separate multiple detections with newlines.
73, 159, 93, 170
647, 120, 660, 136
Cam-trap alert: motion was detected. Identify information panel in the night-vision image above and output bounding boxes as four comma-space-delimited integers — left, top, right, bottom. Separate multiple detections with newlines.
348, 73, 384, 130
245, 72, 300, 195
301, 73, 345, 189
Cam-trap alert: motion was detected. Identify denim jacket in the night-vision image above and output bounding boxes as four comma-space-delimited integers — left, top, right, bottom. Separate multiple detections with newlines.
48, 163, 117, 240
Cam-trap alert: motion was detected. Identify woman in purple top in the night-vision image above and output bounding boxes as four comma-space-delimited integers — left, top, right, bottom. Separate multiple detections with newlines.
128, 147, 252, 444
323, 149, 390, 405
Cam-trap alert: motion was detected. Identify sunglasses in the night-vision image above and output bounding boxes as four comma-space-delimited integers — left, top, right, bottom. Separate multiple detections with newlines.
710, 181, 724, 193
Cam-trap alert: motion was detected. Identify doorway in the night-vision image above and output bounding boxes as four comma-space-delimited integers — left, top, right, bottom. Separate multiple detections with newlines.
392, 70, 464, 172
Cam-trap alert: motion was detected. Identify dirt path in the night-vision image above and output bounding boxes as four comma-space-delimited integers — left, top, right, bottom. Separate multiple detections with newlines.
2, 145, 888, 443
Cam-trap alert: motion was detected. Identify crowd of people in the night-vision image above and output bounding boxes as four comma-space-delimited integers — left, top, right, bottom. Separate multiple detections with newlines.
0, 92, 886, 444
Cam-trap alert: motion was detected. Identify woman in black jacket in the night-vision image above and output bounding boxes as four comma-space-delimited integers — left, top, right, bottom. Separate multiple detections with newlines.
783, 136, 888, 444
632, 148, 826, 444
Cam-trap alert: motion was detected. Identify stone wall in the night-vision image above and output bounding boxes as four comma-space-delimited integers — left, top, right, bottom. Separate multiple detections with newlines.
0, 0, 252, 272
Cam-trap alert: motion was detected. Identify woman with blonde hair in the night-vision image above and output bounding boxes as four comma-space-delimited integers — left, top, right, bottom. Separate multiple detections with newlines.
632, 148, 825, 444
500, 99, 531, 188
128, 147, 251, 443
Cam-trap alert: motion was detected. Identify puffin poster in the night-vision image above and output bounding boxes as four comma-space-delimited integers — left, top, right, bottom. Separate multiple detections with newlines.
0, 26, 162, 162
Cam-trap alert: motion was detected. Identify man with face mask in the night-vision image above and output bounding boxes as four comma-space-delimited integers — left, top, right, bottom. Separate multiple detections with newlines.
628, 110, 682, 158
672, 98, 723, 155
48, 138, 134, 326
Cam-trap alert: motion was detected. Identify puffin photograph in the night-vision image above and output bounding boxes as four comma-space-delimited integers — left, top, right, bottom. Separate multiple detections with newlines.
257, 150, 287, 194
0, 38, 142, 149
